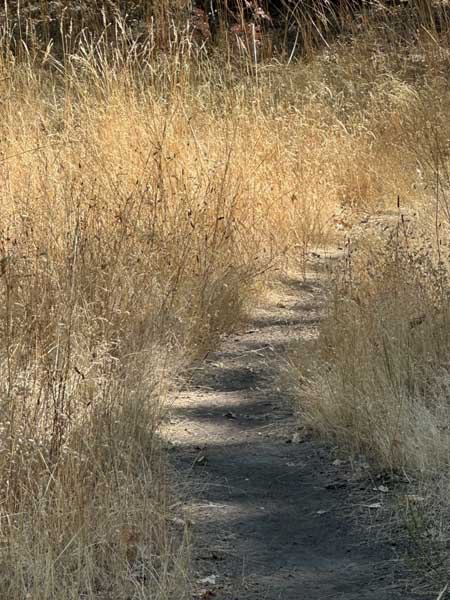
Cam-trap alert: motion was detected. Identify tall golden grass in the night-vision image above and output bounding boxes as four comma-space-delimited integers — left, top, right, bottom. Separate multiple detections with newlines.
284, 2, 450, 583
0, 9, 337, 596
3, 0, 450, 595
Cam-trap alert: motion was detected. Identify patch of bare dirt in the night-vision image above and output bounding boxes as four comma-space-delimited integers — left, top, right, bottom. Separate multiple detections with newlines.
165, 252, 410, 599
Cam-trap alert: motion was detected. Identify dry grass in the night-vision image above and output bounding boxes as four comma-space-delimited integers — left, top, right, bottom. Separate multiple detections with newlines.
284, 4, 450, 583
0, 12, 338, 597
4, 0, 450, 595
294, 218, 450, 580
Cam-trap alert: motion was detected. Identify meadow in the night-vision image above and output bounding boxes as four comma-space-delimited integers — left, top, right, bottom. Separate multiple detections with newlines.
1, 0, 450, 596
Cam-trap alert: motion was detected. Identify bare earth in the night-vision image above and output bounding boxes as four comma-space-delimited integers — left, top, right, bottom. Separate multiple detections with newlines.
165, 255, 408, 600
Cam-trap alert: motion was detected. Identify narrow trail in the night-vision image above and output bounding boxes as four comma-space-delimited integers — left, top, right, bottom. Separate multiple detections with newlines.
166, 256, 406, 600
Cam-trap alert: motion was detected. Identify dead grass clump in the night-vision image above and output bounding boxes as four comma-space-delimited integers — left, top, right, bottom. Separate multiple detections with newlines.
299, 225, 450, 471
282, 6, 450, 578
0, 26, 340, 593
291, 212, 450, 579
288, 16, 450, 474
0, 65, 262, 599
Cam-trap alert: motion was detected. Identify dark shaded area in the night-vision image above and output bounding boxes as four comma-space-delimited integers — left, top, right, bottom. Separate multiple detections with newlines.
188, 365, 265, 392
194, 0, 450, 56
200, 0, 403, 28
176, 436, 404, 598
2, 0, 449, 58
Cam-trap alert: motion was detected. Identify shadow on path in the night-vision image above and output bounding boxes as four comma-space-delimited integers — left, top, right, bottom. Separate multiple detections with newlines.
166, 261, 406, 599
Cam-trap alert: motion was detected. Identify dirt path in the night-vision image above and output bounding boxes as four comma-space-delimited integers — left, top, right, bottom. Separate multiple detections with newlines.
166, 257, 406, 599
